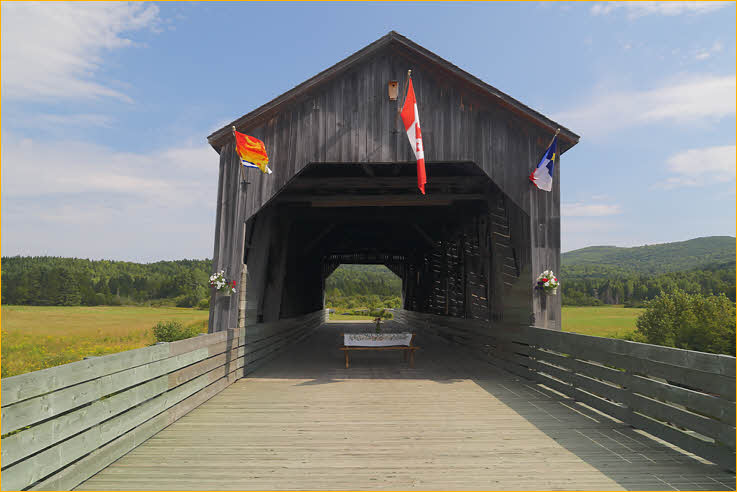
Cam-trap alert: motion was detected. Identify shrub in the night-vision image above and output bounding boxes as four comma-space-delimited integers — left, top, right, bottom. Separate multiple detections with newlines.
197, 297, 210, 310
152, 320, 201, 343
629, 290, 735, 355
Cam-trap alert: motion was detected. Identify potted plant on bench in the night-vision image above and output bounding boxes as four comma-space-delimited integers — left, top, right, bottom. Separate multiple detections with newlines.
373, 308, 387, 334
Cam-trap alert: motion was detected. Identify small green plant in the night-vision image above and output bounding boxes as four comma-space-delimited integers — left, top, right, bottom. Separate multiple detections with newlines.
374, 308, 388, 334
152, 320, 201, 343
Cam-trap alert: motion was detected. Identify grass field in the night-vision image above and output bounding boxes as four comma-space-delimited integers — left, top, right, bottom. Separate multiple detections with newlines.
562, 305, 643, 338
1, 304, 641, 378
1, 306, 209, 378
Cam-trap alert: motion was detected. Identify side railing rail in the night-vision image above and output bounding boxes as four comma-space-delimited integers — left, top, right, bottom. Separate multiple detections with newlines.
392, 308, 736, 471
1, 309, 328, 491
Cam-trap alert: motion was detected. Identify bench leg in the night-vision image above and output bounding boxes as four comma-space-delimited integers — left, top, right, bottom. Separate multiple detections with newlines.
403, 349, 408, 362
345, 351, 350, 369
409, 349, 415, 368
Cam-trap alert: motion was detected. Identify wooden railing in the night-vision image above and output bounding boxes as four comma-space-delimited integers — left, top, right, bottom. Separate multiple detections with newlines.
392, 309, 736, 471
243, 309, 328, 376
1, 309, 328, 491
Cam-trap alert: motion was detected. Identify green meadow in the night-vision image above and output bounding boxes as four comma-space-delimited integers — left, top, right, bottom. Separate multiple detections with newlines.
1, 306, 209, 378
562, 305, 642, 338
0, 304, 642, 378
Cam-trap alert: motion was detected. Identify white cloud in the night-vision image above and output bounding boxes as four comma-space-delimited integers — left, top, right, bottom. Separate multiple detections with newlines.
590, 2, 731, 18
554, 74, 736, 138
562, 202, 622, 217
691, 41, 724, 61
1, 134, 219, 260
2, 135, 214, 203
657, 145, 736, 188
1, 2, 160, 102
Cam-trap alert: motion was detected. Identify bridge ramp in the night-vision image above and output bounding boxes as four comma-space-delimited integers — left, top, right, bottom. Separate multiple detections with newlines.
77, 322, 736, 491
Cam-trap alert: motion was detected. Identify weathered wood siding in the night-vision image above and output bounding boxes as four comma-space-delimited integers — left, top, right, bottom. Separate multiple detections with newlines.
399, 188, 536, 328
231, 47, 561, 223
209, 43, 562, 331
393, 309, 736, 471
0, 310, 327, 491
208, 141, 248, 333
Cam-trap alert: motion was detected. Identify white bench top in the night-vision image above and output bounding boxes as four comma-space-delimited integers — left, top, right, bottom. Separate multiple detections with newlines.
344, 333, 413, 347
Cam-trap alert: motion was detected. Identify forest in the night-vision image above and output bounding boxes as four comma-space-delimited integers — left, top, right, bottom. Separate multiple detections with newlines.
2, 237, 734, 310
324, 264, 402, 311
561, 262, 735, 306
560, 236, 735, 306
1, 256, 212, 308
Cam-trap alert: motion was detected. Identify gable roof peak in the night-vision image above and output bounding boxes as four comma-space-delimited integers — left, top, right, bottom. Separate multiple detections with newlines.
207, 32, 579, 150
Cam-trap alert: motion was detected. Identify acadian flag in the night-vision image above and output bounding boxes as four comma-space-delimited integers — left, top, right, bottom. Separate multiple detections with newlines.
529, 136, 557, 192
233, 128, 272, 174
400, 78, 427, 194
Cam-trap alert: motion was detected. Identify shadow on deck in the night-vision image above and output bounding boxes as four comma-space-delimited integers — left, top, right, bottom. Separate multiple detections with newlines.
77, 322, 736, 491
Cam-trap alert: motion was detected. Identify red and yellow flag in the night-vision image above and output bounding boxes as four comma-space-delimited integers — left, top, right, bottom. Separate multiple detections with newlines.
233, 129, 272, 174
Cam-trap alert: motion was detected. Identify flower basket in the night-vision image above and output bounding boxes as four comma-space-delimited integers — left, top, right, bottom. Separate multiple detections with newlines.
210, 270, 236, 296
535, 270, 559, 296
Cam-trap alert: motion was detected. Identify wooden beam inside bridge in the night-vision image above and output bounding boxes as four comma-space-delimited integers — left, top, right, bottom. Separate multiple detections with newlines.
278, 193, 485, 207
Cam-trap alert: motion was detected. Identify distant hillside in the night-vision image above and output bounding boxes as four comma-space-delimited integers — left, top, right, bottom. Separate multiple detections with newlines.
562, 236, 735, 274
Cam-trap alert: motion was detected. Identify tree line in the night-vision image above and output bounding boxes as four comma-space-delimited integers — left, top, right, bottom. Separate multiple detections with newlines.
560, 262, 735, 306
324, 265, 401, 310
4, 256, 734, 317
1, 256, 212, 308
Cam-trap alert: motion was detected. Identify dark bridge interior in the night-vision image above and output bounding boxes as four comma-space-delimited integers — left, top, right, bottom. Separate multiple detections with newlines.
243, 162, 532, 326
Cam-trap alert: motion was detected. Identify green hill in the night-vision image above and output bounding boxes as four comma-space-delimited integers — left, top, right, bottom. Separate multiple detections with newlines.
562, 236, 735, 274
560, 237, 735, 306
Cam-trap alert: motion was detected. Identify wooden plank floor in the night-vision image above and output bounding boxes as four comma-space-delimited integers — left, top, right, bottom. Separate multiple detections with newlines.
77, 322, 736, 491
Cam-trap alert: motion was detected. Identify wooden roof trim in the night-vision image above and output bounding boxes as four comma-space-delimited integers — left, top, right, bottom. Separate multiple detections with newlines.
207, 31, 580, 152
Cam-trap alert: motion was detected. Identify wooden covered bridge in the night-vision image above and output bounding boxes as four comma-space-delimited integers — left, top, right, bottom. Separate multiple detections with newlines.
1, 32, 735, 491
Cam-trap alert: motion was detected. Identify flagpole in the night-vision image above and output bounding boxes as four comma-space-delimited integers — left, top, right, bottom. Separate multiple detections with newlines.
395, 69, 412, 129
546, 128, 561, 150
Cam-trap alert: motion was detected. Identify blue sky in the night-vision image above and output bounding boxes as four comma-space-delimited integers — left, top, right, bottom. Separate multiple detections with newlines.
2, 1, 735, 261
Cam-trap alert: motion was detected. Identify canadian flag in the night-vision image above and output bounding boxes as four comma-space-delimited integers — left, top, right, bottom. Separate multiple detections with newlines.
400, 78, 427, 194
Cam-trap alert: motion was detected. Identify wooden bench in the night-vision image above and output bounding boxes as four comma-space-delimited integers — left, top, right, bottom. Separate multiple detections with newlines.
340, 333, 418, 368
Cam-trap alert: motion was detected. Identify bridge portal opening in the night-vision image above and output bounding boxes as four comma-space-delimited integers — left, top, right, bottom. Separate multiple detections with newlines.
242, 162, 534, 328
324, 264, 401, 316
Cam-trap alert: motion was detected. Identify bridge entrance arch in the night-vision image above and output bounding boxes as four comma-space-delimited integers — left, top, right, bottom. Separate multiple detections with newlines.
239, 161, 532, 329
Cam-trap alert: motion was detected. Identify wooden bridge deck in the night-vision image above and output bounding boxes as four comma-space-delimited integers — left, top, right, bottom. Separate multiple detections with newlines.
77, 322, 736, 491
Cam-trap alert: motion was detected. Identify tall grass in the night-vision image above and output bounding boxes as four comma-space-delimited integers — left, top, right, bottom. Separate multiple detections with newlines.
1, 306, 208, 377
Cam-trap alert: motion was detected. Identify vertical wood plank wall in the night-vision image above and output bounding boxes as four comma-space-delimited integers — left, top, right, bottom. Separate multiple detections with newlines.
228, 49, 562, 225
208, 142, 248, 333
209, 45, 562, 332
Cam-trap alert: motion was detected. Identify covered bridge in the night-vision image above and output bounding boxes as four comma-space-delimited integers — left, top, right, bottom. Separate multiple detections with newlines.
2, 32, 733, 492
207, 31, 578, 333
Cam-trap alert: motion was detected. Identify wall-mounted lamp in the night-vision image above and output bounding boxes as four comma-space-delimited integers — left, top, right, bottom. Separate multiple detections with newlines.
388, 81, 398, 101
